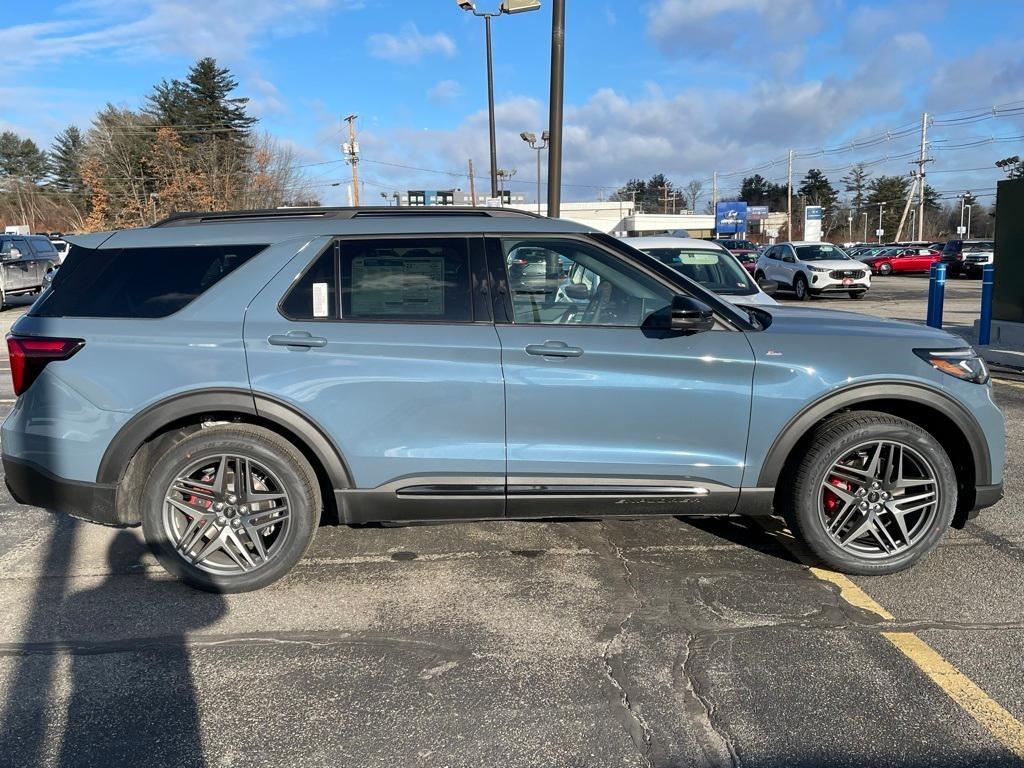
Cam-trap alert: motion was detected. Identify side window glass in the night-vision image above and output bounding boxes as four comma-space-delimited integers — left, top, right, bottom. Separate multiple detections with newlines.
280, 245, 338, 320
340, 238, 472, 322
502, 238, 672, 327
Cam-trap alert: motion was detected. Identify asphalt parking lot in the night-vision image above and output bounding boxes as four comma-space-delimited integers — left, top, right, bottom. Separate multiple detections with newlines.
1, 277, 1023, 768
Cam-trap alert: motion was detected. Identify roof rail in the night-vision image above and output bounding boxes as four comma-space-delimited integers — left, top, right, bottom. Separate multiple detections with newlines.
151, 206, 543, 227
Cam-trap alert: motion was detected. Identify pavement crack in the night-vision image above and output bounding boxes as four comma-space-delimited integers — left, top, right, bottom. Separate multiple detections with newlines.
599, 530, 655, 766
675, 634, 740, 768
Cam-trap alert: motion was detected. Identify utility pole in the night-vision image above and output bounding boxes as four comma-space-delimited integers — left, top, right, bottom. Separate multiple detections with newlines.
659, 185, 672, 215
712, 171, 718, 208
895, 174, 919, 242
343, 114, 360, 207
468, 159, 477, 207
915, 112, 931, 241
786, 149, 794, 240
862, 212, 869, 242
546, 0, 566, 217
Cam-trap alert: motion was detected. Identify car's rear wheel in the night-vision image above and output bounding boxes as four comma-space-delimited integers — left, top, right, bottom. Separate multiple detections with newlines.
793, 274, 810, 301
780, 411, 956, 574
878, 262, 892, 275
141, 425, 321, 592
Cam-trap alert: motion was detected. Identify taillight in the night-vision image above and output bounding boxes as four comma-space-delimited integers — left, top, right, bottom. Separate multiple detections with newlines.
6, 336, 84, 396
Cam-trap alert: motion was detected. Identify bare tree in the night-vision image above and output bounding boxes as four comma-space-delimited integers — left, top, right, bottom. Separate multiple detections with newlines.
684, 178, 705, 212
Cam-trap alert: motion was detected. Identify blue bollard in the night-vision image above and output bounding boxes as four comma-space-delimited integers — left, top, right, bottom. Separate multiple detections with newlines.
978, 264, 995, 345
926, 263, 947, 329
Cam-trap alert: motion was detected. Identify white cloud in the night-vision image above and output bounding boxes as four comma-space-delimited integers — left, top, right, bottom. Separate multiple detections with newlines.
367, 23, 456, 62
427, 79, 462, 105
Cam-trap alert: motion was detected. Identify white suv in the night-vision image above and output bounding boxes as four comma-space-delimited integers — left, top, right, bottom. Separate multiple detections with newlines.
755, 241, 870, 300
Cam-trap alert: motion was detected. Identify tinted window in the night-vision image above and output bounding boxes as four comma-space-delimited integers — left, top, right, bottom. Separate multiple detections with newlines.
794, 244, 849, 261
30, 238, 56, 254
280, 244, 338, 320
32, 244, 264, 318
339, 238, 472, 322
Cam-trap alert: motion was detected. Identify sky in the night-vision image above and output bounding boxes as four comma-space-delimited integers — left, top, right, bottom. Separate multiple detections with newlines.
3, 0, 1024, 207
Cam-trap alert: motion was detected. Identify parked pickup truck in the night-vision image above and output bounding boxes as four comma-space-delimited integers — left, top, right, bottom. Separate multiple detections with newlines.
0, 235, 60, 307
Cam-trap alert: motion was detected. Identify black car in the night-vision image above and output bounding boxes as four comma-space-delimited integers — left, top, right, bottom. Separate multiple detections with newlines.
940, 239, 995, 278
0, 235, 60, 306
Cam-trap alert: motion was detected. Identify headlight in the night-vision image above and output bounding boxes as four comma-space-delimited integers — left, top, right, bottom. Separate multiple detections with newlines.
914, 348, 989, 384
808, 265, 831, 273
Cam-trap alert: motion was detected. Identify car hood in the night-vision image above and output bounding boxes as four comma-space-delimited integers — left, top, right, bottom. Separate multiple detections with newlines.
728, 290, 776, 307
801, 260, 870, 270
759, 305, 962, 344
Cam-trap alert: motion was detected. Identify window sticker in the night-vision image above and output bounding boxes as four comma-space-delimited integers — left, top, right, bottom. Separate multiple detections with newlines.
312, 282, 329, 318
351, 256, 445, 316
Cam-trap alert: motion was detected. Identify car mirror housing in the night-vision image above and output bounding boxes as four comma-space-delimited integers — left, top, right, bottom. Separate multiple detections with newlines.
644, 295, 715, 333
783, 255, 796, 264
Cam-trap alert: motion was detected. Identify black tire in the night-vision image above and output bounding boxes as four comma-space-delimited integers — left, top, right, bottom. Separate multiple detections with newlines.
141, 424, 321, 592
848, 290, 867, 299
793, 274, 811, 301
878, 263, 892, 276
779, 411, 956, 575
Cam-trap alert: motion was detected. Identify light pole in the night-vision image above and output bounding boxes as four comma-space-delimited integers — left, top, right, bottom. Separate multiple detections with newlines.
547, 0, 565, 217
847, 214, 853, 242
877, 202, 886, 243
862, 212, 869, 242
458, 1, 542, 199
520, 130, 549, 214
909, 209, 917, 241
959, 193, 972, 238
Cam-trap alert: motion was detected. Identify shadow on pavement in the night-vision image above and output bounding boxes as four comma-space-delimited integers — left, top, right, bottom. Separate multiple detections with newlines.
0, 521, 227, 768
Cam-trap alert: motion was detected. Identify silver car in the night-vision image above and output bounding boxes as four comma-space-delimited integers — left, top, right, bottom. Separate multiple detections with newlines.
756, 242, 871, 300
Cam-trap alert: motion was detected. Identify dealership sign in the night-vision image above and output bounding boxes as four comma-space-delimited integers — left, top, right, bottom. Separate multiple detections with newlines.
748, 205, 769, 221
715, 201, 748, 234
804, 205, 823, 241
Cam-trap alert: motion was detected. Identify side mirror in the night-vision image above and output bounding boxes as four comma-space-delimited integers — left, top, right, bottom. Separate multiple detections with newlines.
7, 249, 21, 260
757, 279, 778, 296
782, 254, 796, 263
670, 295, 714, 332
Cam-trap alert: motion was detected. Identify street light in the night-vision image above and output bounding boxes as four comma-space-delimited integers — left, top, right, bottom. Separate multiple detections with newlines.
520, 130, 549, 214
457, 1, 542, 199
862, 212, 869, 243
847, 213, 853, 242
959, 192, 972, 238
877, 202, 887, 244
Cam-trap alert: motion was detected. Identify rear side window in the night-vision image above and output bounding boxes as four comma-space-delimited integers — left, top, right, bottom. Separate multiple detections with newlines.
32, 244, 265, 318
30, 238, 56, 254
280, 237, 474, 322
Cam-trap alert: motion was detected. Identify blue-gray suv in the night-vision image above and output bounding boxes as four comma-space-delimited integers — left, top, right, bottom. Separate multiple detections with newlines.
2, 208, 1004, 591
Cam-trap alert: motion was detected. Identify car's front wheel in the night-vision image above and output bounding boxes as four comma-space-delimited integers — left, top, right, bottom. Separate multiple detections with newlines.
781, 411, 956, 574
141, 425, 321, 592
793, 274, 811, 301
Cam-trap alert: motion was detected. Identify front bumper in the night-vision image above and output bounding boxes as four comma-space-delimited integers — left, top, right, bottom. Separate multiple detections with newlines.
809, 274, 871, 292
3, 454, 123, 527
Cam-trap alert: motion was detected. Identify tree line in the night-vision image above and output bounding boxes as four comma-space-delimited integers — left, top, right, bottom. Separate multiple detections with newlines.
614, 163, 996, 241
0, 58, 317, 233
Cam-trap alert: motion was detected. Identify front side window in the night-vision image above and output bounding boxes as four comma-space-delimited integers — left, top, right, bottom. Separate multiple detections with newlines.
503, 238, 672, 327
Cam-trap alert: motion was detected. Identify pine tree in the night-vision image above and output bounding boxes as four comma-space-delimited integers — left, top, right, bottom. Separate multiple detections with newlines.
0, 131, 49, 182
48, 126, 86, 193
865, 175, 913, 239
841, 163, 871, 215
185, 57, 257, 142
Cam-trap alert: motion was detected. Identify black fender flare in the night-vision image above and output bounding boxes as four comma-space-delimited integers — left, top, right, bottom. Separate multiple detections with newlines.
97, 388, 352, 490
756, 381, 992, 488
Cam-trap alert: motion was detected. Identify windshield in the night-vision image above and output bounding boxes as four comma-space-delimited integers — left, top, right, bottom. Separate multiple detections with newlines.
640, 247, 757, 296
795, 244, 850, 262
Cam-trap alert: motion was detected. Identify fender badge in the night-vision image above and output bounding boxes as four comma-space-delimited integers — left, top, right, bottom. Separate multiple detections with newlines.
766, 350, 783, 356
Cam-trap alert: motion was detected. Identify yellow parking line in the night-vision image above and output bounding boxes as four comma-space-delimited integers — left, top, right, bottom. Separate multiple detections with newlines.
756, 519, 1024, 759
883, 631, 1024, 759
994, 379, 1024, 392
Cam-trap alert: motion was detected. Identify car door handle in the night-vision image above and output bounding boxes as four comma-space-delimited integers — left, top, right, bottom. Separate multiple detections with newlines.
268, 331, 328, 348
525, 341, 583, 358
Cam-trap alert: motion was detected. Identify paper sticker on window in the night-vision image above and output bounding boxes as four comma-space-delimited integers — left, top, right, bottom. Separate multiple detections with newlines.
313, 282, 329, 317
350, 256, 445, 316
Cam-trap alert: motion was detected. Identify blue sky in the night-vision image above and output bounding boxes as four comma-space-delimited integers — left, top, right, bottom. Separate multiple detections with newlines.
3, 0, 1024, 206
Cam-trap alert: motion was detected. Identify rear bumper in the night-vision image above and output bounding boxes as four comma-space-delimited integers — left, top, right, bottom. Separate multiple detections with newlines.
3, 454, 124, 527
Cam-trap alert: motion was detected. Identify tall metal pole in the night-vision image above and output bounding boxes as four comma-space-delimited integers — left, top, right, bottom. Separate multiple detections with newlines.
546, 0, 565, 218
485, 16, 498, 199
862, 212, 868, 242
535, 146, 542, 214
468, 158, 477, 207
966, 205, 973, 239
344, 114, 360, 207
877, 202, 886, 243
916, 112, 929, 241
786, 149, 794, 240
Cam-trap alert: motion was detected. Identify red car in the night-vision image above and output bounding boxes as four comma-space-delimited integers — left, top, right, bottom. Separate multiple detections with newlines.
863, 247, 941, 275
713, 239, 759, 274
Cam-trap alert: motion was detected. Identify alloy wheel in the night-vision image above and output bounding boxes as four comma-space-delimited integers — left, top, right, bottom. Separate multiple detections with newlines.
162, 454, 292, 575
818, 440, 939, 559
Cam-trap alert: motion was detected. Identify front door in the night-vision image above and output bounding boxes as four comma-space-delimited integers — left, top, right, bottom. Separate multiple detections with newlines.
244, 235, 506, 523
1, 239, 32, 291
490, 235, 755, 517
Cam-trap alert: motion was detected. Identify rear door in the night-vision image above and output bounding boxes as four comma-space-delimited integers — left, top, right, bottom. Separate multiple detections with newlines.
244, 235, 506, 523
489, 235, 754, 517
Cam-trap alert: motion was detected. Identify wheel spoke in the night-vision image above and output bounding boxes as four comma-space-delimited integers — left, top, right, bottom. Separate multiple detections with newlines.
191, 525, 229, 565
827, 502, 859, 535
242, 522, 268, 561
839, 512, 875, 547
166, 495, 211, 518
